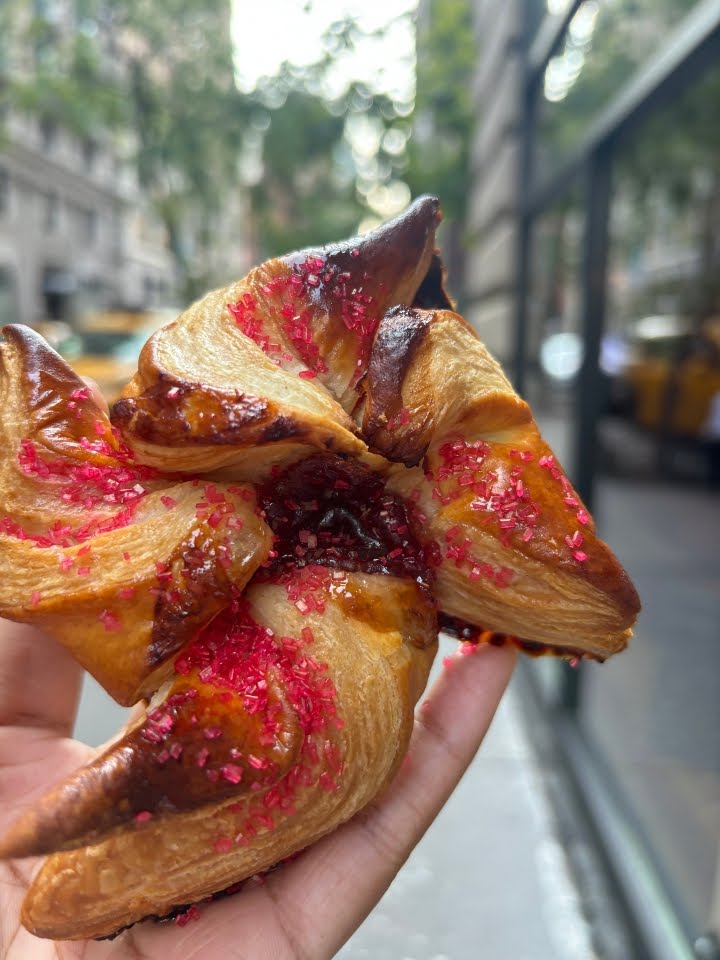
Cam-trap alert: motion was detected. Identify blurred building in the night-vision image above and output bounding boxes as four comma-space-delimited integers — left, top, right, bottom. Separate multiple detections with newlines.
465, 0, 525, 365
0, 108, 176, 329
468, 2, 720, 959
0, 1, 180, 329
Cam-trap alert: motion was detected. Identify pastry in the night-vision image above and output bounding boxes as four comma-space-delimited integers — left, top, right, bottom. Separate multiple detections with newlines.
0, 196, 639, 940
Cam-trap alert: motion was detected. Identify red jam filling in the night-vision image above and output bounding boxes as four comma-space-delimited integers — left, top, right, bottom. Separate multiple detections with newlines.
257, 454, 433, 588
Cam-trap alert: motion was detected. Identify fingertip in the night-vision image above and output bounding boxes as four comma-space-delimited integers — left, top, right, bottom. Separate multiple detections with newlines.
414, 641, 516, 760
424, 639, 517, 709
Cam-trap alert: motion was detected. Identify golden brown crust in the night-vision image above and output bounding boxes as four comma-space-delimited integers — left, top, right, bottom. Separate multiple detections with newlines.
0, 670, 302, 859
0, 198, 640, 942
19, 577, 437, 941
0, 484, 272, 704
110, 196, 444, 479
363, 307, 532, 466
0, 326, 273, 704
375, 307, 640, 656
110, 289, 366, 481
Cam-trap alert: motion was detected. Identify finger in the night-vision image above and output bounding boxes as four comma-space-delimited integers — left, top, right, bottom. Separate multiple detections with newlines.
0, 619, 83, 738
263, 642, 516, 956
134, 642, 516, 960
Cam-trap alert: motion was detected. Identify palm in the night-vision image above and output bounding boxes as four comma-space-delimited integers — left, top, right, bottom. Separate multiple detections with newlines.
0, 621, 514, 960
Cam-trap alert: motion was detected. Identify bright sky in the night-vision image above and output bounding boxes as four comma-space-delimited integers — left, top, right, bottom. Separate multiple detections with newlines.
231, 0, 418, 102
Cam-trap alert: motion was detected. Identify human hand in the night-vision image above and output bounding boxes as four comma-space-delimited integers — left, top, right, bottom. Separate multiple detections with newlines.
0, 618, 515, 960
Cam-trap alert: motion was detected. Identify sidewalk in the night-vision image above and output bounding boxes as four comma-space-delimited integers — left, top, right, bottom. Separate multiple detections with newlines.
336, 638, 601, 960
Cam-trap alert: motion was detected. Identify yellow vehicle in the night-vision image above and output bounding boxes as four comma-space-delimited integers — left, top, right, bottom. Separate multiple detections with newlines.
618, 316, 720, 439
58, 309, 175, 403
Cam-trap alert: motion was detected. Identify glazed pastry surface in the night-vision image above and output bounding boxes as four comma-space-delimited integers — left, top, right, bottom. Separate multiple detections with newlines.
0, 197, 639, 940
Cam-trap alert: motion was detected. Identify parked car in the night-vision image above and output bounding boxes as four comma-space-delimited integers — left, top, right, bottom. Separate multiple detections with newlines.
58, 309, 175, 403
607, 315, 720, 440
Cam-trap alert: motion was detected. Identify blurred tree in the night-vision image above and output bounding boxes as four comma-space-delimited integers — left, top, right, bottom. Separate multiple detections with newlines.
244, 72, 363, 259
4, 0, 250, 299
244, 16, 417, 261
2, 0, 480, 296
407, 0, 473, 224
405, 0, 475, 298
541, 0, 720, 326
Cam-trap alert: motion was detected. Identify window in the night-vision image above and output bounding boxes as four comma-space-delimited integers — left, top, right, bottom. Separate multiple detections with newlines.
44, 191, 59, 231
80, 208, 98, 245
40, 118, 57, 152
82, 138, 97, 171
0, 169, 8, 217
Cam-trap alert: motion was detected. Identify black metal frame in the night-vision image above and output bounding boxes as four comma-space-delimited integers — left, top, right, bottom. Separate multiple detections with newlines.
512, 1, 720, 957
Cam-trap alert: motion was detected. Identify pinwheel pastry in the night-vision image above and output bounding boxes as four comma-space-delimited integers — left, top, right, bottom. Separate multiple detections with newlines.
0, 196, 639, 941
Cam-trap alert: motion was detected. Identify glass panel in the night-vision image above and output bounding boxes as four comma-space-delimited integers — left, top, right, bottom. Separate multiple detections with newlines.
536, 0, 700, 178
523, 190, 586, 702
577, 60, 720, 939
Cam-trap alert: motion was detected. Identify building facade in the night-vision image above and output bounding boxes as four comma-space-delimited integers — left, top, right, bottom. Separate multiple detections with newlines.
0, 108, 176, 329
465, 0, 524, 365
0, 0, 185, 330
467, 1, 720, 957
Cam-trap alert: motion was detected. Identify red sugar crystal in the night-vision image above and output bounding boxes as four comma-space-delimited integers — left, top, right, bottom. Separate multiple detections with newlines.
174, 603, 343, 834
221, 763, 244, 784
134, 811, 152, 823
319, 771, 337, 793
99, 609, 121, 632
9, 437, 155, 548
174, 904, 202, 927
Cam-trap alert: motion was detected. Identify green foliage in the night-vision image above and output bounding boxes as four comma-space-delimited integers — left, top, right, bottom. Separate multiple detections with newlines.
1, 0, 479, 294
3, 0, 251, 298
405, 0, 475, 223
541, 0, 720, 323
249, 87, 360, 257
243, 17, 415, 259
